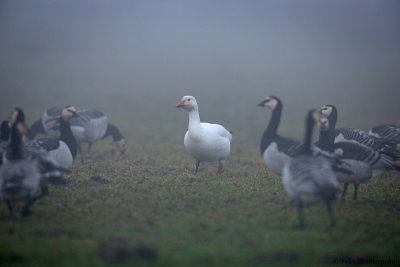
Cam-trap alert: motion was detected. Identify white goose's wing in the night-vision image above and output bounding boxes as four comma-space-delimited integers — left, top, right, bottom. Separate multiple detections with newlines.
201, 123, 232, 141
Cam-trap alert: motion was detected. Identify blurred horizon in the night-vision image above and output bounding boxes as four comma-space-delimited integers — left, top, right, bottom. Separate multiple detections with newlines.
1, 0, 399, 146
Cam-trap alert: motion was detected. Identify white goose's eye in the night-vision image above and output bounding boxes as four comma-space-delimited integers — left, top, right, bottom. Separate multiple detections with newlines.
188, 98, 191, 101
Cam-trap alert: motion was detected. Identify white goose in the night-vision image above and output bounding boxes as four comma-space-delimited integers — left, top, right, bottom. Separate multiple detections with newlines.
176, 96, 232, 174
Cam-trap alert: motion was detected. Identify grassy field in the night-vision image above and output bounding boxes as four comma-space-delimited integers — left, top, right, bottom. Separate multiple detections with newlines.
0, 138, 400, 266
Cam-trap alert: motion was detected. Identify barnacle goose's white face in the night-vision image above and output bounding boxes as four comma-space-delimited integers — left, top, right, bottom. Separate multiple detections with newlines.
319, 105, 333, 118
257, 97, 278, 110
9, 109, 19, 124
62, 106, 77, 121
176, 96, 198, 112
319, 116, 330, 131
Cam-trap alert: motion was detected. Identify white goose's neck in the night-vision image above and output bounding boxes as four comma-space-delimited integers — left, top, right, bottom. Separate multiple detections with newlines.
188, 109, 202, 133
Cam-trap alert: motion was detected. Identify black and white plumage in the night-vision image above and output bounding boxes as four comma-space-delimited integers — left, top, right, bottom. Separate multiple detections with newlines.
25, 106, 126, 155
258, 96, 303, 175
24, 106, 79, 169
320, 105, 399, 156
317, 106, 400, 201
282, 110, 339, 228
0, 123, 41, 217
369, 124, 400, 150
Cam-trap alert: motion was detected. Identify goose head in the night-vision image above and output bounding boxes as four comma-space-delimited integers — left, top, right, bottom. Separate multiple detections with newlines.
257, 96, 280, 110
319, 105, 336, 118
319, 104, 337, 128
9, 107, 25, 124
176, 96, 198, 112
61, 106, 78, 121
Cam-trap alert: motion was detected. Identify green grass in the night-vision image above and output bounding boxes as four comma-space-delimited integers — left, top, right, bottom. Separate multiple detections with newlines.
1, 141, 400, 267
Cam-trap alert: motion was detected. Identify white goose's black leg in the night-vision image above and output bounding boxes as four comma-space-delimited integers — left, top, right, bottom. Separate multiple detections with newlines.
87, 142, 93, 153
195, 160, 200, 174
216, 160, 224, 175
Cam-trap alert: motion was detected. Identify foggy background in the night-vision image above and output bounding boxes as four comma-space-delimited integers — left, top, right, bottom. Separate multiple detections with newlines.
1, 0, 399, 147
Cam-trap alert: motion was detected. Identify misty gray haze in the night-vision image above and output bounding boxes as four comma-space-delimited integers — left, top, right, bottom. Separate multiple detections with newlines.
1, 0, 399, 147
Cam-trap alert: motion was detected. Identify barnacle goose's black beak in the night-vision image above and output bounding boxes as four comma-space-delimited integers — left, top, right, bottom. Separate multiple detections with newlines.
71, 110, 79, 118
257, 99, 269, 107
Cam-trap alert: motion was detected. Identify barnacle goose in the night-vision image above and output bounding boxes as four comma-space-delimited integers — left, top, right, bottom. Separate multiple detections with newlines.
24, 106, 79, 169
317, 116, 372, 201
282, 109, 339, 228
320, 105, 399, 156
0, 123, 41, 217
258, 96, 302, 175
317, 108, 400, 200
177, 96, 232, 175
24, 106, 126, 155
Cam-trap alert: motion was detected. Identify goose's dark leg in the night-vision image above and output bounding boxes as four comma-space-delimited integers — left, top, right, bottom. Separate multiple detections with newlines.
216, 160, 224, 175
87, 142, 93, 153
353, 184, 359, 200
6, 200, 13, 217
195, 160, 200, 174
325, 199, 335, 227
297, 200, 305, 229
341, 183, 349, 202
21, 196, 37, 217
39, 180, 49, 198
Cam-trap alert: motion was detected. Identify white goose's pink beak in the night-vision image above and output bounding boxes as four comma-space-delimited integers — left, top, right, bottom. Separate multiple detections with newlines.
176, 100, 185, 108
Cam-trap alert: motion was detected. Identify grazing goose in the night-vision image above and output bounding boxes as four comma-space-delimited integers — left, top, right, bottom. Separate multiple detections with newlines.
176, 96, 232, 174
0, 123, 40, 217
24, 106, 79, 169
282, 110, 339, 228
320, 105, 399, 155
24, 107, 126, 155
258, 96, 302, 175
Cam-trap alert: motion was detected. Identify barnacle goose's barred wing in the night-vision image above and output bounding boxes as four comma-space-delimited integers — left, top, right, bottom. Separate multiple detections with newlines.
335, 127, 399, 153
25, 138, 60, 152
369, 124, 400, 141
333, 141, 396, 171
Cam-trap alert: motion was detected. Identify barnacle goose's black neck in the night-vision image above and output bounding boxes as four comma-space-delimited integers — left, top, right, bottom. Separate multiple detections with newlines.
104, 123, 124, 142
301, 110, 317, 155
260, 98, 282, 154
60, 116, 78, 159
15, 108, 25, 123
8, 123, 23, 160
1, 121, 10, 142
318, 105, 337, 153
